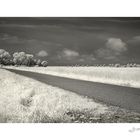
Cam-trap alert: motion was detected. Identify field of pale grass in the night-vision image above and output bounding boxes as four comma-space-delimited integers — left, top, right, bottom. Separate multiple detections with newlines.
5, 66, 140, 88
1, 67, 140, 122
0, 68, 109, 123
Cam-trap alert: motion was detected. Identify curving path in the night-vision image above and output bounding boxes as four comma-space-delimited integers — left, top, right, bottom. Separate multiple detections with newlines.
6, 68, 140, 113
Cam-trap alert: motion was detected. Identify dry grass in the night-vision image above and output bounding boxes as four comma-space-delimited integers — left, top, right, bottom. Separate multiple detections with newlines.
0, 68, 108, 123
1, 67, 140, 123
5, 66, 140, 88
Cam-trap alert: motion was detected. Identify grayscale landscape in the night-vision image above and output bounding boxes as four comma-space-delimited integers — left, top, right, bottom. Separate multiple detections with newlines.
0, 17, 140, 123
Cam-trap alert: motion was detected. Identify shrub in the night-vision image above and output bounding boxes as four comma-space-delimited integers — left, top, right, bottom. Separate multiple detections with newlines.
41, 61, 48, 67
36, 59, 42, 66
114, 64, 120, 67
0, 49, 11, 65
13, 52, 36, 66
0, 49, 48, 67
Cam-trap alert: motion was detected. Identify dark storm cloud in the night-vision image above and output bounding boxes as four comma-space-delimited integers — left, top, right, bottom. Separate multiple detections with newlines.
0, 17, 140, 65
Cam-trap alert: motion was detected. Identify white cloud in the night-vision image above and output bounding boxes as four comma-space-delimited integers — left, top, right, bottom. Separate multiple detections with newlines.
37, 50, 48, 57
127, 36, 140, 44
132, 36, 140, 41
96, 38, 127, 59
106, 38, 127, 52
63, 49, 79, 57
58, 49, 79, 60
57, 48, 96, 64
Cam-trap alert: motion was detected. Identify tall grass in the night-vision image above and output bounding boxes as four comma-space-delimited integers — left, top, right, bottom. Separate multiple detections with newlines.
6, 66, 140, 88
1, 67, 140, 123
0, 69, 107, 123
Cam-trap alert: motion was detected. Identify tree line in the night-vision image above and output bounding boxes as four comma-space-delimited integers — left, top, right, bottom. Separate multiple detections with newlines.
0, 49, 48, 67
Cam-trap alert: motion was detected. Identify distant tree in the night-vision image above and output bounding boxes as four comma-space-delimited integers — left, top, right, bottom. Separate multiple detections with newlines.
0, 50, 48, 67
13, 52, 35, 66
13, 52, 26, 65
126, 63, 133, 67
41, 60, 48, 67
36, 59, 41, 66
109, 64, 113, 67
0, 49, 11, 65
26, 54, 35, 66
136, 64, 140, 67
115, 63, 120, 67
130, 63, 134, 67
133, 63, 137, 67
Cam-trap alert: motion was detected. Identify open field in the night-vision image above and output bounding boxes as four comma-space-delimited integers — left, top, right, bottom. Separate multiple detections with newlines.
0, 68, 108, 122
1, 67, 140, 122
5, 66, 140, 88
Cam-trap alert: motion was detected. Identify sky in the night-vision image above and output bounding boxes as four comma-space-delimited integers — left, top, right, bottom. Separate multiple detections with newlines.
0, 17, 140, 65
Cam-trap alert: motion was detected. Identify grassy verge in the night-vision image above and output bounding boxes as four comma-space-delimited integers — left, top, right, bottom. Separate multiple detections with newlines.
0, 68, 140, 123
5, 66, 140, 88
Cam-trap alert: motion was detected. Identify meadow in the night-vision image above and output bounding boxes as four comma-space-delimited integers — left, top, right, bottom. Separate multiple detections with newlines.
6, 66, 140, 88
1, 66, 140, 122
0, 68, 108, 122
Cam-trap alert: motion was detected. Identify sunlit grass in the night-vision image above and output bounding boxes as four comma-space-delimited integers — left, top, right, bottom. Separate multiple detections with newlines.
1, 67, 140, 123
0, 68, 107, 123
5, 66, 140, 88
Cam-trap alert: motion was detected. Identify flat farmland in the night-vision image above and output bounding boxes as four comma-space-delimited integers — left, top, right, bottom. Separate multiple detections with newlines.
6, 66, 140, 88
2, 66, 140, 123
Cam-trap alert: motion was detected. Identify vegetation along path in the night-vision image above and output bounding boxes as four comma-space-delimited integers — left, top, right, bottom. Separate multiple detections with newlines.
6, 68, 140, 113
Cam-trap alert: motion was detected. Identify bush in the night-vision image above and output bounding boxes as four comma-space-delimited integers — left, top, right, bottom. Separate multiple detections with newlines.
13, 52, 36, 66
36, 59, 41, 66
0, 49, 11, 65
114, 64, 120, 67
41, 61, 48, 67
0, 49, 48, 67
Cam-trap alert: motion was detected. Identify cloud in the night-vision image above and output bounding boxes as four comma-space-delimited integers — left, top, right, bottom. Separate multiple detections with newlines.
132, 36, 140, 41
63, 49, 79, 57
106, 38, 127, 52
0, 33, 20, 43
0, 33, 62, 47
37, 50, 48, 57
127, 36, 140, 44
58, 49, 79, 60
125, 36, 140, 60
96, 38, 127, 59
79, 54, 96, 62
55, 48, 96, 65
96, 49, 116, 59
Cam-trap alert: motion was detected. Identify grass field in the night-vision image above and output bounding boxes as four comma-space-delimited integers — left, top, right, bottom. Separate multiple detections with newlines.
0, 68, 108, 122
1, 67, 140, 122
5, 66, 140, 88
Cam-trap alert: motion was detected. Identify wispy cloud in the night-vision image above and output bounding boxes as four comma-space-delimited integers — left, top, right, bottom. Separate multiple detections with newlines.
0, 33, 20, 43
55, 48, 96, 65
127, 36, 140, 44
79, 54, 96, 62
